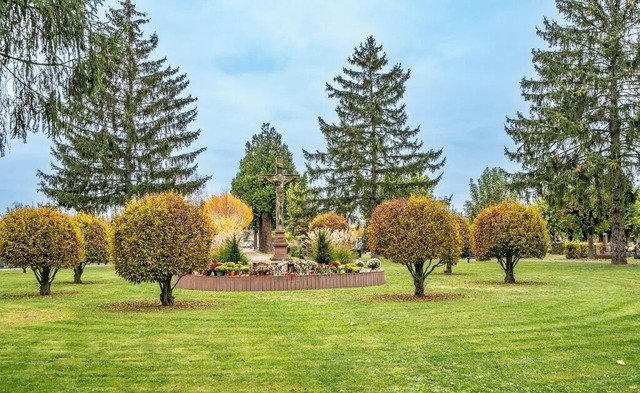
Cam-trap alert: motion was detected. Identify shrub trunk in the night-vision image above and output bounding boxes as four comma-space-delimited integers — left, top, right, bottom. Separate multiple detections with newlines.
413, 261, 425, 297
503, 255, 516, 283
73, 265, 84, 284
159, 275, 175, 306
35, 266, 55, 295
444, 262, 452, 275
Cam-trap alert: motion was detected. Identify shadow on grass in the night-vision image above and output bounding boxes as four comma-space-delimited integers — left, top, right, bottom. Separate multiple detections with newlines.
60, 281, 107, 285
367, 293, 464, 302
105, 300, 215, 312
439, 272, 472, 276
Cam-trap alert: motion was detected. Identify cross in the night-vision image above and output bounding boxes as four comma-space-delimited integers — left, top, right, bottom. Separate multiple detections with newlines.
259, 156, 299, 231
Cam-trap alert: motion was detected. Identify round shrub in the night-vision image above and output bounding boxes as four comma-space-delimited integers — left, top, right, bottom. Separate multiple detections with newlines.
72, 212, 111, 283
472, 201, 547, 283
309, 212, 349, 232
112, 192, 215, 306
369, 196, 461, 297
0, 206, 84, 295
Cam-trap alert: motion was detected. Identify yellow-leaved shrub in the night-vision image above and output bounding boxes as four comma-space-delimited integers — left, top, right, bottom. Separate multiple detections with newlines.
72, 212, 111, 283
0, 206, 84, 295
112, 192, 215, 305
471, 201, 547, 283
368, 196, 461, 297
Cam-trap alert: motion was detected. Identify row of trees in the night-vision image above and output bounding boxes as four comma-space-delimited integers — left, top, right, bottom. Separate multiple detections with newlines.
0, 191, 255, 304
5, 0, 640, 271
370, 197, 547, 297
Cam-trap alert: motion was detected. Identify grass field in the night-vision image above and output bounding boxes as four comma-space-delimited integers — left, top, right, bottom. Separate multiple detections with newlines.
0, 258, 638, 392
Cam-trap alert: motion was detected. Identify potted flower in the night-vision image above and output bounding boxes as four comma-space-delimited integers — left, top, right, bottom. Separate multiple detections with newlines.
214, 264, 226, 276
255, 266, 268, 276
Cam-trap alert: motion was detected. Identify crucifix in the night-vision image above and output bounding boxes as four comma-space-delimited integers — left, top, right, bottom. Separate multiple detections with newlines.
259, 156, 299, 260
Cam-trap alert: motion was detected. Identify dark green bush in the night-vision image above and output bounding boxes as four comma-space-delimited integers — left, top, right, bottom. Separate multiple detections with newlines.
313, 230, 332, 264
212, 235, 248, 264
549, 242, 565, 255
564, 242, 588, 259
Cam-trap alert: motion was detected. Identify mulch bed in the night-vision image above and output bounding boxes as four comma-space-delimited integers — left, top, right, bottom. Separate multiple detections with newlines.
473, 280, 547, 286
0, 290, 80, 299
106, 300, 214, 312
368, 293, 464, 302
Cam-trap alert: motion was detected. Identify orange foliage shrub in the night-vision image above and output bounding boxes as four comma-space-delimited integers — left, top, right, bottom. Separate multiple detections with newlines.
368, 196, 461, 296
471, 201, 547, 283
308, 212, 349, 233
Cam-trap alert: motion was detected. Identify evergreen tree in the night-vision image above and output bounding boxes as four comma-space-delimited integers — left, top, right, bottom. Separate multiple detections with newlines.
505, 0, 640, 264
231, 123, 296, 253
38, 0, 208, 213
0, 0, 111, 156
304, 36, 444, 221
284, 174, 318, 237
463, 167, 517, 221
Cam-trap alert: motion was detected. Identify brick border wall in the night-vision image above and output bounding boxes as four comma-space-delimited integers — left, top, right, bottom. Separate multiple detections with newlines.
175, 271, 385, 292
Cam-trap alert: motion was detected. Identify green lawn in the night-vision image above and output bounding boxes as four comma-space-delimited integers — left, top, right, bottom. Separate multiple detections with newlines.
0, 259, 638, 392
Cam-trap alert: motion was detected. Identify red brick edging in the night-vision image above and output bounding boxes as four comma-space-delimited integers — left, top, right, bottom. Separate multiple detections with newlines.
175, 271, 386, 292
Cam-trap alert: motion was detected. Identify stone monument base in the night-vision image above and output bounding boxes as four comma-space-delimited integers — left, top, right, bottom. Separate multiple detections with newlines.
271, 230, 289, 261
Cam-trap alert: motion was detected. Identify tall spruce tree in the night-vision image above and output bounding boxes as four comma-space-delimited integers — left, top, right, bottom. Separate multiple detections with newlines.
304, 36, 444, 221
231, 123, 297, 253
38, 0, 208, 213
505, 0, 640, 264
0, 0, 111, 156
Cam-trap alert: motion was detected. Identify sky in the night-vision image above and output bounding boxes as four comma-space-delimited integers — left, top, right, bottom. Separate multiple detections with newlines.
0, 0, 560, 214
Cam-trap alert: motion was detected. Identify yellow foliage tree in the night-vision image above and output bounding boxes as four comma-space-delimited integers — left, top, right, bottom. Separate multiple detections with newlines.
472, 201, 547, 283
203, 193, 253, 236
368, 196, 461, 297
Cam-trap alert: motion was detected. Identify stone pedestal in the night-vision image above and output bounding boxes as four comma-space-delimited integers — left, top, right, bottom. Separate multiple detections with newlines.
271, 230, 289, 261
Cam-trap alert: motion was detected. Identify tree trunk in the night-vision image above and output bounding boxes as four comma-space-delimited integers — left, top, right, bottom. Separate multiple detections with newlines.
503, 255, 516, 283
159, 275, 174, 306
253, 229, 258, 251
610, 173, 627, 265
73, 265, 84, 284
22, 266, 27, 273
587, 231, 596, 260
259, 214, 273, 253
413, 261, 425, 297
37, 266, 52, 295
608, 44, 627, 266
444, 262, 452, 275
